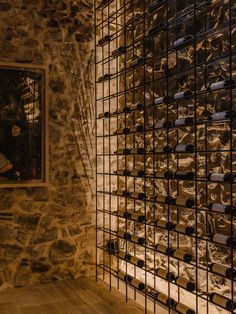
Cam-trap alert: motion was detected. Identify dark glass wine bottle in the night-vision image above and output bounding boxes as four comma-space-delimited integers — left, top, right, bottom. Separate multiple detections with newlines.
130, 212, 146, 223
173, 36, 194, 50
115, 189, 129, 197
130, 169, 145, 177
130, 147, 145, 154
209, 293, 236, 311
98, 111, 110, 118
156, 292, 175, 308
174, 144, 194, 153
130, 256, 145, 268
174, 117, 194, 126
115, 148, 130, 155
130, 102, 144, 111
154, 120, 172, 129
169, 248, 193, 263
174, 171, 194, 180
209, 263, 236, 279
130, 234, 145, 245
208, 203, 236, 215
148, 23, 166, 37
207, 79, 234, 92
130, 191, 146, 200
175, 197, 194, 208
131, 278, 145, 291
154, 95, 173, 105
175, 302, 195, 314
147, 0, 166, 13
129, 125, 144, 133
117, 230, 131, 240
112, 46, 126, 57
130, 57, 145, 68
174, 90, 192, 101
98, 73, 111, 83
118, 251, 131, 261
208, 111, 236, 122
116, 210, 132, 219
175, 276, 195, 291
117, 270, 132, 283
207, 173, 234, 183
155, 268, 175, 281
211, 234, 236, 248
174, 224, 195, 236
98, 35, 111, 46
156, 219, 175, 230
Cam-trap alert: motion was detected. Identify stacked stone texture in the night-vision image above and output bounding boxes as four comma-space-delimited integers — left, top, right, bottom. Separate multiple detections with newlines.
0, 0, 95, 290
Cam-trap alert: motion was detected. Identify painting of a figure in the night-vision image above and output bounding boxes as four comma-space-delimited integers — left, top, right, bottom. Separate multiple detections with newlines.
0, 63, 48, 187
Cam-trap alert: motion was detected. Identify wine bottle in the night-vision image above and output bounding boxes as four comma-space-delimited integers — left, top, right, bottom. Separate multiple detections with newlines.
98, 35, 111, 46
174, 144, 194, 153
208, 79, 234, 92
161, 145, 173, 153
211, 234, 236, 248
116, 106, 131, 114
174, 90, 192, 100
175, 276, 195, 291
129, 125, 144, 133
130, 102, 144, 111
97, 73, 111, 83
154, 120, 172, 129
155, 194, 176, 204
175, 302, 195, 314
175, 197, 194, 208
130, 212, 146, 223
116, 210, 132, 219
173, 35, 194, 50
207, 173, 234, 183
208, 111, 236, 121
112, 46, 126, 57
209, 263, 236, 279
115, 189, 129, 197
147, 0, 166, 13
131, 234, 145, 245
107, 239, 119, 253
156, 219, 175, 230
130, 57, 145, 68
130, 169, 145, 177
115, 169, 131, 176
117, 230, 131, 240
174, 117, 194, 126
130, 191, 146, 200
115, 148, 130, 155
170, 248, 193, 263
118, 251, 131, 261
155, 267, 175, 281
174, 171, 194, 180
156, 292, 175, 308
156, 244, 173, 256
117, 270, 132, 283
131, 278, 145, 291
130, 256, 145, 268
208, 203, 236, 215
98, 111, 110, 118
148, 23, 166, 37
174, 224, 195, 236
209, 293, 236, 311
130, 147, 145, 154
154, 95, 173, 105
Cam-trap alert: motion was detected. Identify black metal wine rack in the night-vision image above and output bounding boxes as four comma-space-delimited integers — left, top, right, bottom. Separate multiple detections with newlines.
95, 0, 236, 313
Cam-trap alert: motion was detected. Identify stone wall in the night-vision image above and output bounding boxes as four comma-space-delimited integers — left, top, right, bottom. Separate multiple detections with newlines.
0, 0, 95, 290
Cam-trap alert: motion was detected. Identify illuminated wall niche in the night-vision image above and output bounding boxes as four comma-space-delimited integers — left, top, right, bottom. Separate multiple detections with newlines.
95, 1, 236, 313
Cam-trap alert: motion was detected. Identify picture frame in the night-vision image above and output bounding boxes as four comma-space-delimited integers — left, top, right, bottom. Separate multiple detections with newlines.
0, 62, 49, 188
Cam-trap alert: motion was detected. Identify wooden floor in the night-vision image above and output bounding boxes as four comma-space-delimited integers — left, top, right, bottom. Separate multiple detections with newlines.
0, 277, 147, 314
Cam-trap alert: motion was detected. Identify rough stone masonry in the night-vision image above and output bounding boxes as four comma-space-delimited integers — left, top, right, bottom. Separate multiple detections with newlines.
0, 0, 95, 290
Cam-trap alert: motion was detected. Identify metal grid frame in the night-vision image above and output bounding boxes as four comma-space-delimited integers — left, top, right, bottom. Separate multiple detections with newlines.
95, 1, 236, 313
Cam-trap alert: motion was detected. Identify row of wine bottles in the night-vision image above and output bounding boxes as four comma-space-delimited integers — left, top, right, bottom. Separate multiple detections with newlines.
114, 170, 235, 183
113, 190, 236, 215
107, 244, 236, 280
114, 228, 236, 249
110, 117, 234, 137
116, 270, 236, 312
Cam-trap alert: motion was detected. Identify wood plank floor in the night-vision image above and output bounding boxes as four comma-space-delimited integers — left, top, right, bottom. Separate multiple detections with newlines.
0, 277, 148, 314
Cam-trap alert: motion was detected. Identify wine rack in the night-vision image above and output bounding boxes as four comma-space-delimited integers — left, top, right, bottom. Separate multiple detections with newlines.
95, 0, 236, 313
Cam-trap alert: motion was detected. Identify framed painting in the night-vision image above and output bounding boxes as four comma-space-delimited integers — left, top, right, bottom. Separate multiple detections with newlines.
0, 62, 48, 188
